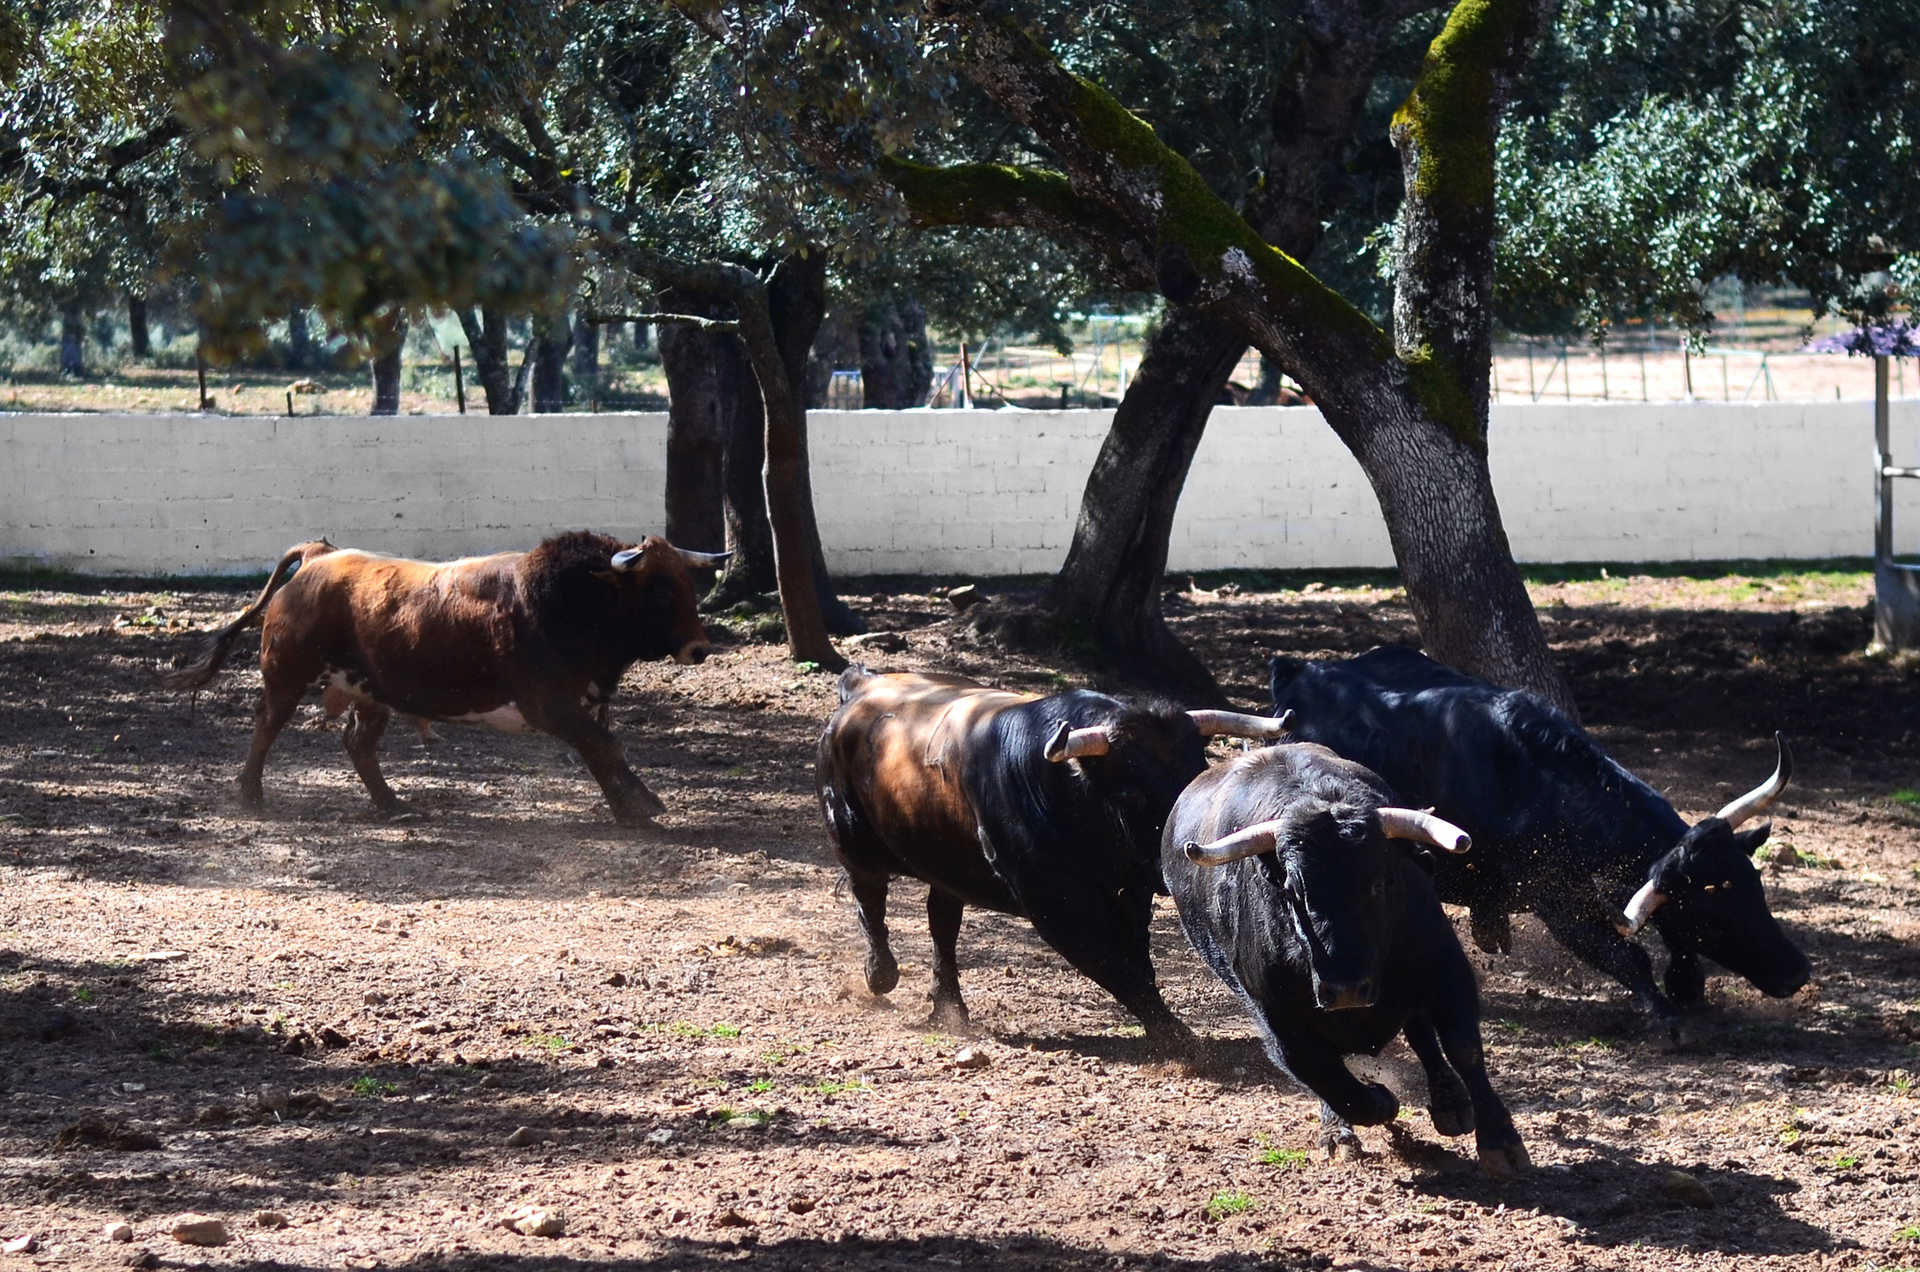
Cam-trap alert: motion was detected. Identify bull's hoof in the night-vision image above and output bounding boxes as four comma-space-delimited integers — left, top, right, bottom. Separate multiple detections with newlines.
1349, 1082, 1400, 1127
866, 951, 900, 996
1429, 1099, 1476, 1138
1477, 1139, 1531, 1178
1142, 1017, 1198, 1058
610, 804, 662, 829
926, 998, 971, 1034
1664, 959, 1707, 1007
1319, 1124, 1366, 1162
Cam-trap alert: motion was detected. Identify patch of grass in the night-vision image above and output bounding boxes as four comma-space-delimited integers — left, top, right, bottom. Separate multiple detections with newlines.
1258, 1146, 1309, 1169
1829, 1153, 1861, 1170
664, 1021, 741, 1040
1890, 789, 1920, 809
1492, 1018, 1526, 1037
1553, 1036, 1616, 1054
811, 1078, 868, 1097
746, 1078, 775, 1094
1892, 1223, 1920, 1243
1205, 1190, 1255, 1221
350, 1076, 398, 1099
528, 1033, 569, 1050
74, 986, 95, 1004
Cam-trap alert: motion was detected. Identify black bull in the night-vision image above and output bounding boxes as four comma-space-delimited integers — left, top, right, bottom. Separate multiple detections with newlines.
1163, 742, 1529, 1175
814, 667, 1287, 1045
1270, 647, 1810, 1031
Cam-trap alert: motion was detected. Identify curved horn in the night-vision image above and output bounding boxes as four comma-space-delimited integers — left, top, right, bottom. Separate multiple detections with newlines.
1713, 732, 1792, 828
1184, 820, 1284, 867
1043, 721, 1111, 763
1376, 806, 1472, 854
1189, 708, 1295, 741
676, 547, 734, 569
610, 546, 645, 571
1619, 878, 1668, 936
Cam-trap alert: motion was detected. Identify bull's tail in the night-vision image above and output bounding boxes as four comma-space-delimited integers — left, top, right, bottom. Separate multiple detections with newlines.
835, 662, 876, 705
157, 540, 335, 690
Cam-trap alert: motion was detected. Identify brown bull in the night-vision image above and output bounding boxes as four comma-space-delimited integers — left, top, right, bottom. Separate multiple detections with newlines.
161, 531, 724, 824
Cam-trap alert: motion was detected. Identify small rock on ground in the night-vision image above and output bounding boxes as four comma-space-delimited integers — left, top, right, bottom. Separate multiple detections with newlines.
104, 1222, 133, 1243
953, 1046, 991, 1070
253, 1211, 289, 1229
168, 1214, 230, 1246
500, 1205, 565, 1237
3, 1235, 37, 1255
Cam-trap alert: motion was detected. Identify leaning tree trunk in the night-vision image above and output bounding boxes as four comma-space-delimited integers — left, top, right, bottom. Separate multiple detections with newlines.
58, 307, 85, 377
369, 312, 406, 416
530, 313, 572, 413
285, 305, 311, 370
1015, 308, 1246, 703
128, 296, 151, 360
572, 315, 600, 400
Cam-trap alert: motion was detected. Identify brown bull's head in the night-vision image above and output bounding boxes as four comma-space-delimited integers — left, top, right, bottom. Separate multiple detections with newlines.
608, 536, 731, 664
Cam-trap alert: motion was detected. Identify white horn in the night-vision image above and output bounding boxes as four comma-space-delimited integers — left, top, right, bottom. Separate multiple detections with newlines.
1189, 708, 1294, 741
1377, 806, 1472, 853
1713, 732, 1792, 828
676, 547, 734, 569
610, 546, 645, 571
1042, 721, 1111, 763
1184, 820, 1284, 866
1619, 878, 1667, 936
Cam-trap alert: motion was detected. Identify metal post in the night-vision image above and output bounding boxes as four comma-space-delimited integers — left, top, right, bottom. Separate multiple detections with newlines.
1683, 346, 1693, 398
196, 345, 210, 411
1526, 344, 1535, 398
1876, 355, 1892, 563
1639, 350, 1647, 402
453, 346, 467, 414
1721, 355, 1729, 401
1599, 343, 1608, 400
1562, 346, 1571, 401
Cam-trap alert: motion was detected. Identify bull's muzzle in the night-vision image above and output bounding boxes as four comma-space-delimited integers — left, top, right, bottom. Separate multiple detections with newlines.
1314, 978, 1377, 1012
675, 641, 711, 665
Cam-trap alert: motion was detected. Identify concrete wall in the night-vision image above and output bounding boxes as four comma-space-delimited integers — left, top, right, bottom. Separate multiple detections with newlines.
2, 401, 1914, 577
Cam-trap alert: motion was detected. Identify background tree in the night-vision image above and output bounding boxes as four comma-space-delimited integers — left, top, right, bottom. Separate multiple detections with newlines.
1497, 0, 1920, 336
704, 0, 1575, 710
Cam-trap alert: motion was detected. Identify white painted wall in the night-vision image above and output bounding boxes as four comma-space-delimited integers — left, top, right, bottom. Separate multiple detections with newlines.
2, 401, 1914, 577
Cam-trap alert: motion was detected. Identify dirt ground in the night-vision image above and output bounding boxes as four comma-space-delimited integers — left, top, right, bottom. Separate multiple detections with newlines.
2, 566, 1917, 1272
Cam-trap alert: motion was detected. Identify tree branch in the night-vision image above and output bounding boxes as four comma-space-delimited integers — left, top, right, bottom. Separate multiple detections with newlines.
581, 310, 740, 333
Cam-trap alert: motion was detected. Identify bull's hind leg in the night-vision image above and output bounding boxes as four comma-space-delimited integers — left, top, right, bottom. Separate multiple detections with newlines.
239, 659, 317, 809
926, 888, 969, 1031
848, 870, 900, 996
341, 703, 404, 815
1023, 887, 1193, 1051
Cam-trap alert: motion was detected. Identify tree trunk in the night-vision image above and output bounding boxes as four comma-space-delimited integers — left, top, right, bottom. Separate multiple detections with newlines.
128, 297, 151, 360
732, 251, 847, 670
456, 306, 525, 415
1015, 308, 1244, 702
285, 305, 311, 370
1244, 353, 1283, 406
766, 252, 863, 637
633, 321, 651, 354
573, 315, 600, 399
530, 313, 572, 413
368, 311, 406, 416
859, 296, 933, 409
59, 307, 85, 376
1328, 390, 1573, 711
658, 302, 739, 555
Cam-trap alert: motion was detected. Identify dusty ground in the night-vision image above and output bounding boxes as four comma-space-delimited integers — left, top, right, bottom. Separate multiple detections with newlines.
2, 565, 1917, 1272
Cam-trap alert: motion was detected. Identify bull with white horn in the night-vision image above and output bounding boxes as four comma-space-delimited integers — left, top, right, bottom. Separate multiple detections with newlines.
1163, 742, 1528, 1176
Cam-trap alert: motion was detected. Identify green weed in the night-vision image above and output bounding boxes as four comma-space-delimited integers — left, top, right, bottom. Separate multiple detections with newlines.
74, 986, 94, 1004
1205, 1190, 1255, 1221
529, 1034, 569, 1050
350, 1076, 397, 1099
812, 1078, 868, 1097
1830, 1153, 1861, 1170
1258, 1146, 1308, 1169
747, 1078, 775, 1094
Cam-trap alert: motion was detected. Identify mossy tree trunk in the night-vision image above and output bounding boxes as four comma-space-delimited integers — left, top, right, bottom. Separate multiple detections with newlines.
455, 306, 527, 416
368, 311, 406, 416
878, 0, 1574, 714
658, 291, 743, 556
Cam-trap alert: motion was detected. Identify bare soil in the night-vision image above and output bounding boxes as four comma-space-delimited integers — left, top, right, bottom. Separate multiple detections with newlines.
2, 568, 1917, 1272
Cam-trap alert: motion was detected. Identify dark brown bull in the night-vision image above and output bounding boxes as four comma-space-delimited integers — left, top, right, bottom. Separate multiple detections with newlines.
161, 531, 723, 824
817, 666, 1289, 1044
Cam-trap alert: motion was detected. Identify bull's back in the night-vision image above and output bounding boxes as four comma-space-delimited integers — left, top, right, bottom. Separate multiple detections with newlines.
820, 673, 1033, 908
263, 550, 527, 716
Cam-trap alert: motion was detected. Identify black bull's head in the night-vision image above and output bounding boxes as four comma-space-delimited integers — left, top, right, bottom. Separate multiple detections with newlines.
1617, 733, 1811, 998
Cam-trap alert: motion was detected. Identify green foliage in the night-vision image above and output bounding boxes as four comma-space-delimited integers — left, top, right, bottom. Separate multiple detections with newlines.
1204, 1189, 1255, 1219
1499, 0, 1920, 335
349, 1075, 398, 1098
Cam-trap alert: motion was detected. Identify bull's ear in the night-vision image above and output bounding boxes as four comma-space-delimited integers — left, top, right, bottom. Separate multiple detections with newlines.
1734, 822, 1772, 854
592, 569, 619, 584
1404, 846, 1437, 876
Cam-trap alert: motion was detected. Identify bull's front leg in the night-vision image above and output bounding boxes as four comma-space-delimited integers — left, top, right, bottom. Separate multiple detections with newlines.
1421, 952, 1529, 1177
530, 700, 666, 826
1257, 1021, 1398, 1158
